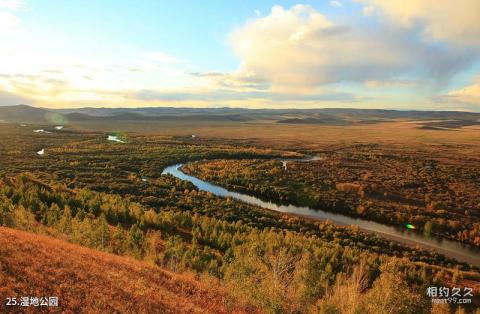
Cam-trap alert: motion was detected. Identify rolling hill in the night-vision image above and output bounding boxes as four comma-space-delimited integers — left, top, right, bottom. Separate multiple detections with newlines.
0, 105, 51, 123
1, 104, 480, 129
0, 227, 246, 313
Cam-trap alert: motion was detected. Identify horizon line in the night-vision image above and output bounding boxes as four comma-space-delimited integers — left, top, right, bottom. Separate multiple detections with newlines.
6, 104, 480, 114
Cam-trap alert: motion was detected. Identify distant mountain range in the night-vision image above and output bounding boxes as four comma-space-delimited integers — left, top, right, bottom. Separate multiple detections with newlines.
1, 104, 480, 128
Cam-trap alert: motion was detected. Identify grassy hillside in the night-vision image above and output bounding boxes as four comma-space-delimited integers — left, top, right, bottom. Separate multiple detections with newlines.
0, 227, 242, 314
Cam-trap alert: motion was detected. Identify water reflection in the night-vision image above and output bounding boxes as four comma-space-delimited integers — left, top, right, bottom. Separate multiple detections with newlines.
162, 163, 480, 266
107, 135, 126, 143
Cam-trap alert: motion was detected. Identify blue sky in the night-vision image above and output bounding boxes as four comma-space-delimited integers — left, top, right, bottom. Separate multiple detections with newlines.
17, 1, 350, 71
0, 0, 479, 110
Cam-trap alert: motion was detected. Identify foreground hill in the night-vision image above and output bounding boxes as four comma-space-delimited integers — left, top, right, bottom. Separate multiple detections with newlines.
0, 227, 242, 314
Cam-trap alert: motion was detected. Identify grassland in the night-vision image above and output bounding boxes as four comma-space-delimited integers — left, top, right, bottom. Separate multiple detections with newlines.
68, 120, 480, 151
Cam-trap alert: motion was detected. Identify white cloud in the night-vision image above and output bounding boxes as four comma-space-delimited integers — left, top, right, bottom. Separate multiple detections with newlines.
0, 0, 26, 11
0, 0, 26, 32
362, 5, 375, 16
365, 79, 419, 88
357, 0, 480, 46
440, 78, 480, 105
133, 88, 356, 103
330, 1, 343, 8
0, 11, 20, 32
0, 47, 204, 107
229, 4, 473, 93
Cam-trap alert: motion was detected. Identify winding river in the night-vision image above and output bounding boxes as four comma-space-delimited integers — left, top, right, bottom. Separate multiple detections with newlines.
162, 163, 480, 266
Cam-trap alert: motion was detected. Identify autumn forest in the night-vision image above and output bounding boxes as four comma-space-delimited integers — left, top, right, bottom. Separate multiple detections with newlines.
1, 109, 479, 313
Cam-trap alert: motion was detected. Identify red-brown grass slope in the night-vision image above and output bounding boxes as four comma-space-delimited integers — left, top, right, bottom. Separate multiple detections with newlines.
0, 227, 248, 314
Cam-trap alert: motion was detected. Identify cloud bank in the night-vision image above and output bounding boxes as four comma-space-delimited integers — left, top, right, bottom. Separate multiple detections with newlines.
357, 0, 480, 46
229, 4, 475, 94
440, 78, 480, 105
0, 0, 26, 32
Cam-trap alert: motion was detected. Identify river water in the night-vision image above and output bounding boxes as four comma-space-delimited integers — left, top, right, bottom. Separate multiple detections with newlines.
162, 163, 480, 266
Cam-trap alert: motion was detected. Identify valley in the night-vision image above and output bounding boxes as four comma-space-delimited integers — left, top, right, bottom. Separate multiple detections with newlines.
1, 107, 480, 312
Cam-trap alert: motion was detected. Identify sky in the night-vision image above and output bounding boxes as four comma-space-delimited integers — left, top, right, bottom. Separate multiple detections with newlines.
0, 0, 479, 111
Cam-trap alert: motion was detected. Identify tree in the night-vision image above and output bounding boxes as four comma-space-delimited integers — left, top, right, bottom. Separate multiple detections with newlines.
126, 223, 145, 258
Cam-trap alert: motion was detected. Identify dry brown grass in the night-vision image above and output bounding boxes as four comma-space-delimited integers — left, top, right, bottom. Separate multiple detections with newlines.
70, 120, 480, 153
0, 227, 252, 314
